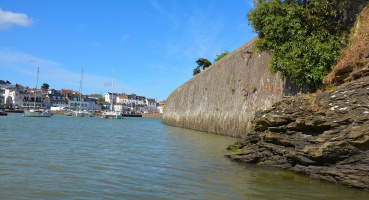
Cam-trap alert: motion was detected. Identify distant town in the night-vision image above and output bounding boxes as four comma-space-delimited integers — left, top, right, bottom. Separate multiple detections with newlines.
0, 80, 165, 114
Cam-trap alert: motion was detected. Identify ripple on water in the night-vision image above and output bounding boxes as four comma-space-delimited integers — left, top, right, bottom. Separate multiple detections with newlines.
1, 114, 369, 199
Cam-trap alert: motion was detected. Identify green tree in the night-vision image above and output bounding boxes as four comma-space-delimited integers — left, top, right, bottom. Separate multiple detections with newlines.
214, 51, 230, 63
193, 67, 201, 76
97, 97, 105, 107
41, 83, 49, 90
196, 58, 212, 70
247, 0, 352, 88
193, 58, 212, 76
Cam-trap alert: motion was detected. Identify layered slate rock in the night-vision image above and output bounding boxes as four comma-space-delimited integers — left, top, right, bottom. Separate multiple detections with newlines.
227, 76, 369, 189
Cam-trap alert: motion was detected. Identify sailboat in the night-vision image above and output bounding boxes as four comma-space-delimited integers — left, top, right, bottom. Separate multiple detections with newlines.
102, 68, 122, 119
23, 67, 53, 117
74, 67, 85, 117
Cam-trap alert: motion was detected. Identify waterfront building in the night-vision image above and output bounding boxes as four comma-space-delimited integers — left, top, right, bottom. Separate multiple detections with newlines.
105, 92, 119, 104
116, 94, 128, 112
4, 84, 42, 109
0, 80, 11, 89
145, 98, 157, 113
127, 94, 137, 112
0, 90, 3, 107
89, 93, 102, 100
136, 96, 146, 112
157, 101, 165, 114
1, 80, 161, 112
45, 89, 69, 108
66, 93, 97, 111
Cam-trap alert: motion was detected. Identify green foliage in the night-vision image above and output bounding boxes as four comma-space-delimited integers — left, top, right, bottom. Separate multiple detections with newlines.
325, 83, 335, 91
247, 0, 351, 88
193, 68, 201, 76
196, 58, 212, 70
193, 58, 212, 76
41, 83, 49, 90
97, 97, 105, 106
214, 51, 230, 62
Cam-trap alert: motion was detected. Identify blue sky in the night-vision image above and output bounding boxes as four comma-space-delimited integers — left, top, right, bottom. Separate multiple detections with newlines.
0, 0, 255, 101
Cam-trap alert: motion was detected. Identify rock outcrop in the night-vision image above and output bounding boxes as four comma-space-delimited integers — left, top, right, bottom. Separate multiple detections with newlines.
227, 3, 369, 189
323, 5, 369, 85
227, 76, 369, 189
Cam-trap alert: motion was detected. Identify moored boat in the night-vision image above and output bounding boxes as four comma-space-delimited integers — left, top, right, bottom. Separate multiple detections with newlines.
23, 67, 53, 118
74, 67, 85, 117
65, 111, 73, 116
24, 109, 53, 117
74, 110, 85, 117
102, 68, 122, 119
101, 111, 122, 119
0, 109, 8, 116
83, 110, 94, 117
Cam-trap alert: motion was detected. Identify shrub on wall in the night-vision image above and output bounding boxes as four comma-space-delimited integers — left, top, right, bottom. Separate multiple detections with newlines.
248, 0, 353, 89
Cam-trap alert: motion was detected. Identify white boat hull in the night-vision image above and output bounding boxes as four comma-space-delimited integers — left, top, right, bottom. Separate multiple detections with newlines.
101, 111, 122, 119
74, 111, 85, 117
65, 112, 73, 116
24, 110, 53, 117
83, 111, 94, 117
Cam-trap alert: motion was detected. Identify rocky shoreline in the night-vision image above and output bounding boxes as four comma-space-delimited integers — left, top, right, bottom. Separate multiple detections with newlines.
226, 76, 369, 189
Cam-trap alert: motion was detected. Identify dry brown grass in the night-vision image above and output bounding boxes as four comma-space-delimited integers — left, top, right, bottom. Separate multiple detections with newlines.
323, 5, 369, 85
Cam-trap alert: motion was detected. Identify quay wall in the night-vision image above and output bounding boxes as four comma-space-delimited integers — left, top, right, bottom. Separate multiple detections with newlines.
162, 38, 296, 137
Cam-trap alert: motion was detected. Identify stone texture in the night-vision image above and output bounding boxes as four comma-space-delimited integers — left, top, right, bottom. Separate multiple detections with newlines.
226, 76, 369, 189
364, 49, 369, 58
162, 38, 299, 137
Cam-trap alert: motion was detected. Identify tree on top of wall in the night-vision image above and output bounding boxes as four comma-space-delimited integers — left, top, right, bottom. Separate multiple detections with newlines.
193, 58, 212, 76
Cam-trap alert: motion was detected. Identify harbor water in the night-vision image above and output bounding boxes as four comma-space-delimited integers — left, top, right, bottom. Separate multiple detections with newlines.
1, 113, 368, 199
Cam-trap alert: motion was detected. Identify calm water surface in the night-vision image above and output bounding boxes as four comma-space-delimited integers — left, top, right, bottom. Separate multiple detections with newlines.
1, 113, 368, 199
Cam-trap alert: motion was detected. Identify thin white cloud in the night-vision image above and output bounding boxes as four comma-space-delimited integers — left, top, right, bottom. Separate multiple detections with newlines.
166, 6, 226, 63
165, 1, 255, 65
0, 8, 34, 29
150, 0, 165, 13
0, 49, 114, 94
0, 48, 61, 70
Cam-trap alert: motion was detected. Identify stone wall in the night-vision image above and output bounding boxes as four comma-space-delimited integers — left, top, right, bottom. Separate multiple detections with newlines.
163, 38, 296, 137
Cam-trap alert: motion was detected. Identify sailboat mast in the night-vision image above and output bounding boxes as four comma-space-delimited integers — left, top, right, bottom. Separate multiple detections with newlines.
34, 67, 39, 109
79, 66, 84, 111
111, 68, 115, 111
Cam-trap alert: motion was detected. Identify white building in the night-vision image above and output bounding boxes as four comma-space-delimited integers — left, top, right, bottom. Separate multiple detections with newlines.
67, 93, 98, 111
157, 101, 165, 114
127, 95, 137, 111
145, 98, 157, 112
105, 92, 119, 103
116, 94, 128, 111
4, 85, 46, 109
